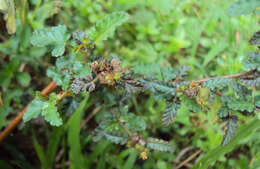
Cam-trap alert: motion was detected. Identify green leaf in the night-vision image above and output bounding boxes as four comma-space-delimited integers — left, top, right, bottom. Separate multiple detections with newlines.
227, 96, 254, 112
104, 132, 128, 145
23, 97, 47, 122
226, 0, 260, 16
192, 117, 260, 169
30, 25, 70, 57
161, 66, 176, 81
123, 148, 138, 169
16, 72, 31, 87
162, 103, 180, 126
202, 78, 232, 91
67, 93, 89, 169
143, 80, 175, 99
41, 93, 62, 126
221, 116, 238, 146
254, 95, 260, 107
86, 12, 129, 44
146, 138, 174, 153
46, 127, 63, 168
23, 93, 62, 126
33, 133, 48, 169
243, 52, 260, 70
217, 105, 229, 119
249, 31, 260, 45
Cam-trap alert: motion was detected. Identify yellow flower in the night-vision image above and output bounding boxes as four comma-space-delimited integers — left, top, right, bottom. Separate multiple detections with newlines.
140, 151, 148, 160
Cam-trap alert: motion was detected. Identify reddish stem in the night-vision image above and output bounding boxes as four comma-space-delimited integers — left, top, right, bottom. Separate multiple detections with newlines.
0, 81, 57, 144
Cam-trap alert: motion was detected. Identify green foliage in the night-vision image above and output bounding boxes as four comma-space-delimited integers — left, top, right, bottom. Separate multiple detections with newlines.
221, 116, 238, 146
192, 117, 260, 169
30, 25, 70, 57
226, 96, 254, 112
23, 92, 62, 126
243, 52, 260, 71
146, 138, 174, 153
1, 0, 260, 168
249, 31, 260, 45
67, 93, 89, 169
86, 12, 129, 44
162, 103, 180, 126
227, 0, 260, 16
202, 78, 232, 90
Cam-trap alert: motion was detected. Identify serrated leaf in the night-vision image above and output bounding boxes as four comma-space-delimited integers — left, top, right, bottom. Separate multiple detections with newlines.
104, 132, 128, 145
176, 66, 189, 80
202, 78, 232, 91
217, 105, 229, 119
226, 0, 260, 16
241, 77, 260, 86
243, 52, 260, 70
249, 31, 260, 45
144, 81, 175, 99
23, 98, 47, 122
146, 138, 174, 153
42, 105, 62, 127
86, 12, 129, 44
221, 116, 238, 146
230, 81, 251, 97
161, 66, 176, 81
120, 113, 146, 132
227, 96, 254, 112
31, 25, 70, 57
23, 93, 62, 126
162, 103, 180, 126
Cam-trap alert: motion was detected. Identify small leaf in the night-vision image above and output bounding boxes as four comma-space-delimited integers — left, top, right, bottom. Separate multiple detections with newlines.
31, 25, 70, 57
162, 103, 180, 126
23, 98, 47, 122
249, 31, 260, 45
104, 132, 128, 145
221, 116, 238, 146
146, 138, 174, 153
23, 93, 62, 126
86, 12, 129, 44
203, 78, 232, 91
243, 52, 260, 70
227, 96, 254, 112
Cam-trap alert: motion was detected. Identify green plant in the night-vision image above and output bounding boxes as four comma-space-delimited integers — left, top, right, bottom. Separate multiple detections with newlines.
1, 0, 260, 168
20, 9, 260, 158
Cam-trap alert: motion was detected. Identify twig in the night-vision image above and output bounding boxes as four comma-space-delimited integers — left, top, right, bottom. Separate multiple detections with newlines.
174, 146, 195, 164
194, 69, 256, 83
0, 81, 57, 144
173, 149, 202, 169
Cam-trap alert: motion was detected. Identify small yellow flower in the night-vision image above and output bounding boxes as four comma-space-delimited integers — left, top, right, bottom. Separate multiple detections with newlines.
140, 151, 148, 160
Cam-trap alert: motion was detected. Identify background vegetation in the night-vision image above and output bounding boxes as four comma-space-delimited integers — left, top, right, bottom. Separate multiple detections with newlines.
0, 0, 259, 169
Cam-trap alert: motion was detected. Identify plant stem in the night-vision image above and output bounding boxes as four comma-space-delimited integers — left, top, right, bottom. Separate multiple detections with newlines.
0, 81, 57, 144
193, 69, 256, 83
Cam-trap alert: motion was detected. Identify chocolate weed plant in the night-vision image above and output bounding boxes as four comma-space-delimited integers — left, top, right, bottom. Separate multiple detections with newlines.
18, 10, 260, 159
